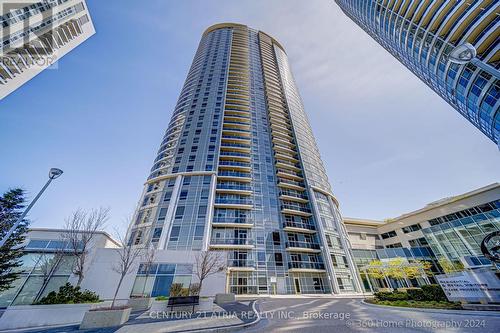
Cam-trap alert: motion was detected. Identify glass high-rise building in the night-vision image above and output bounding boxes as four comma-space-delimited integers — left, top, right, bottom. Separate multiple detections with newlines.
127, 23, 362, 295
334, 0, 500, 145
0, 0, 95, 100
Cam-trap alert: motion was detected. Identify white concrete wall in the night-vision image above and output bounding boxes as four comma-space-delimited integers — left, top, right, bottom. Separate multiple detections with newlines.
79, 248, 226, 301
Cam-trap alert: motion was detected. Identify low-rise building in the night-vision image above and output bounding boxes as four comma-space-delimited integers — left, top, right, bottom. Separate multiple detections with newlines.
344, 183, 500, 291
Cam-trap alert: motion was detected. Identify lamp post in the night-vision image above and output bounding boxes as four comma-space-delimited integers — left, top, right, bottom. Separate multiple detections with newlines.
0, 168, 63, 248
448, 43, 500, 78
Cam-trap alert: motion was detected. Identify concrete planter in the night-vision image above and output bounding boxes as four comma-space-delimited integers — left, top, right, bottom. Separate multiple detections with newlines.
79, 307, 131, 329
0, 302, 106, 330
198, 297, 214, 311
215, 293, 235, 304
127, 297, 153, 311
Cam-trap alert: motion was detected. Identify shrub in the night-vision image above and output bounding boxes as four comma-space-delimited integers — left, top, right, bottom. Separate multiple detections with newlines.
169, 283, 183, 297
37, 283, 100, 305
374, 291, 408, 301
406, 288, 425, 301
189, 283, 200, 296
421, 284, 447, 302
155, 296, 169, 301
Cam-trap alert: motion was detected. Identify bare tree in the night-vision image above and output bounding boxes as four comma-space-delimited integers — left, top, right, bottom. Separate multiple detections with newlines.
111, 229, 142, 308
33, 252, 63, 302
61, 207, 109, 286
194, 251, 226, 295
140, 242, 156, 298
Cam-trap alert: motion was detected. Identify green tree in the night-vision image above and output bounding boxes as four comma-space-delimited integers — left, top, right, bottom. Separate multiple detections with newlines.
0, 189, 29, 292
438, 257, 464, 274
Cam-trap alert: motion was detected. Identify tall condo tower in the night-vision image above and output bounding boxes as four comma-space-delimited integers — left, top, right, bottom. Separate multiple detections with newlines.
128, 23, 362, 295
334, 0, 500, 146
0, 0, 95, 100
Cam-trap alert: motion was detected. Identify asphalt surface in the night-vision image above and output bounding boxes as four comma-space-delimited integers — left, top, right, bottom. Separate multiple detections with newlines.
239, 298, 500, 333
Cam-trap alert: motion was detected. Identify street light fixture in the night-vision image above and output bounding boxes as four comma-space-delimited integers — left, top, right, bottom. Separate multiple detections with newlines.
449, 43, 500, 78
0, 168, 63, 248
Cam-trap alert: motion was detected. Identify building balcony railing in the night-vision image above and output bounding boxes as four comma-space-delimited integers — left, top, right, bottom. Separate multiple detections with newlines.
224, 120, 251, 127
213, 217, 251, 224
278, 179, 305, 189
221, 142, 251, 149
221, 135, 251, 142
281, 203, 311, 213
228, 259, 255, 267
219, 151, 251, 159
211, 238, 253, 246
218, 171, 251, 179
279, 190, 307, 200
286, 241, 320, 250
218, 161, 251, 168
283, 221, 316, 232
222, 128, 251, 134
288, 262, 325, 270
217, 183, 252, 191
215, 198, 253, 205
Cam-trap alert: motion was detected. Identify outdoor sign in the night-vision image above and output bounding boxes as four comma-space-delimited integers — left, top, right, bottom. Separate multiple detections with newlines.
435, 268, 500, 303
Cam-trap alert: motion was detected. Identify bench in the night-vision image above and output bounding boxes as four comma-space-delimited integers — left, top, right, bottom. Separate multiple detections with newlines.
167, 296, 199, 312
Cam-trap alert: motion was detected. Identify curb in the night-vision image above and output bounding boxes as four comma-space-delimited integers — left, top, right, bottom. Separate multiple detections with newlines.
360, 300, 500, 317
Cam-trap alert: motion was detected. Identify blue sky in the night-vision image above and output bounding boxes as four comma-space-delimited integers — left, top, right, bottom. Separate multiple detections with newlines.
1, 0, 499, 232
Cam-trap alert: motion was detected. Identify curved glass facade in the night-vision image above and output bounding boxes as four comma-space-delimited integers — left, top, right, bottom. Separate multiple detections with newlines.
128, 23, 362, 295
335, 0, 500, 145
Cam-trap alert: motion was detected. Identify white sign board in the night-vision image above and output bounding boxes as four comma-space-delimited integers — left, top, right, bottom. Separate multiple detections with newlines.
435, 268, 500, 303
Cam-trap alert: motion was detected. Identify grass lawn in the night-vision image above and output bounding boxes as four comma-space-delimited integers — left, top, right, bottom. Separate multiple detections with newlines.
366, 299, 463, 310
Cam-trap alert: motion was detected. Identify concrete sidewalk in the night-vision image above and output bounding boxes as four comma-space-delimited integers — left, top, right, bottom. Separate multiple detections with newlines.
0, 301, 259, 333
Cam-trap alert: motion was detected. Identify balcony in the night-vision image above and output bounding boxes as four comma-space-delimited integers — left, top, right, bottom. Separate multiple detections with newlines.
277, 168, 303, 181
288, 262, 325, 272
281, 204, 312, 217
277, 179, 305, 191
218, 171, 252, 182
214, 198, 253, 209
219, 151, 251, 161
222, 127, 251, 135
283, 221, 316, 234
216, 183, 252, 195
223, 120, 251, 129
220, 142, 251, 153
221, 135, 251, 143
274, 152, 299, 163
228, 259, 256, 271
210, 238, 254, 249
219, 160, 251, 168
279, 190, 308, 203
212, 217, 253, 228
286, 241, 321, 253
275, 159, 301, 171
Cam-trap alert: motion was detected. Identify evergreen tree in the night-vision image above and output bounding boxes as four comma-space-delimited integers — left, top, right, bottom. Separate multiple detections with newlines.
0, 188, 29, 292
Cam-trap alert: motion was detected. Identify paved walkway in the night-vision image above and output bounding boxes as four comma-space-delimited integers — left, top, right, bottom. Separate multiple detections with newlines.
5, 301, 257, 333
239, 298, 500, 333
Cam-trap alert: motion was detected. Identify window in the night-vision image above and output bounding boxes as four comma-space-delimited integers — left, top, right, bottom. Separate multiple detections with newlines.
402, 224, 421, 233
274, 253, 283, 266
272, 232, 280, 245
183, 177, 191, 185
201, 189, 209, 199
381, 230, 397, 239
198, 205, 207, 218
203, 176, 211, 184
386, 243, 402, 248
157, 208, 167, 221
179, 190, 188, 200
175, 206, 185, 219
169, 226, 180, 241
194, 226, 204, 240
